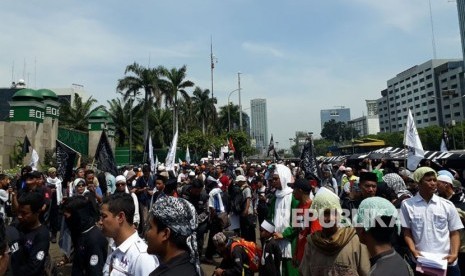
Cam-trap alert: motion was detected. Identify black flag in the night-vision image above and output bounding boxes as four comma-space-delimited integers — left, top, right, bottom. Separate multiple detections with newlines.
267, 135, 280, 160
300, 135, 322, 183
94, 131, 118, 176
22, 135, 31, 155
56, 140, 77, 185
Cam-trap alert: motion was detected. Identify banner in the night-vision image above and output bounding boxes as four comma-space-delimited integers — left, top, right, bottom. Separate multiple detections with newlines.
146, 135, 155, 173
403, 109, 424, 171
94, 131, 118, 176
165, 130, 178, 172
56, 140, 78, 185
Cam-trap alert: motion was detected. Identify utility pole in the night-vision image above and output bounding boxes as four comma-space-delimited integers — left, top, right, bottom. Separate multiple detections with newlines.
210, 36, 215, 100
238, 72, 242, 131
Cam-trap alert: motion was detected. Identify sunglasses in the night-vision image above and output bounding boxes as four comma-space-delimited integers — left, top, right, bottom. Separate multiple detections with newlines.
116, 183, 126, 187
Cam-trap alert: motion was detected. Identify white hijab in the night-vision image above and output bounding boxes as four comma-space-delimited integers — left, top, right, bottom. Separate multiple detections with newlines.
273, 164, 294, 258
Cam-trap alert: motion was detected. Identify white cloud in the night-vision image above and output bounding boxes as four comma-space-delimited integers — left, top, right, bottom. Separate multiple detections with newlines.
241, 42, 285, 58
351, 0, 454, 33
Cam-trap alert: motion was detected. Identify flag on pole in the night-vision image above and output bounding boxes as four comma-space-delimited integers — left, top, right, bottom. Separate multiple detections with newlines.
165, 130, 178, 173
22, 135, 31, 155
403, 109, 424, 171
300, 134, 322, 183
440, 128, 449, 152
94, 131, 118, 176
154, 155, 159, 174
185, 146, 191, 164
30, 148, 39, 171
148, 135, 155, 173
228, 137, 235, 152
56, 140, 78, 185
267, 135, 280, 160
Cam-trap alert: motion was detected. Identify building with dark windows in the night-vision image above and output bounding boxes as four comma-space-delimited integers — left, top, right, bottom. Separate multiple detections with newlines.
320, 107, 351, 129
377, 59, 465, 133
250, 98, 268, 152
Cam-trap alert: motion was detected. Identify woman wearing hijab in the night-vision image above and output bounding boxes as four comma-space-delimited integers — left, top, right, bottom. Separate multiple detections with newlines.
146, 196, 202, 276
299, 187, 370, 276
268, 164, 299, 276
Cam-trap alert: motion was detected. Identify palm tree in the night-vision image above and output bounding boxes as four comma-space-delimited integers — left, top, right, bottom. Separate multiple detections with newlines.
159, 65, 194, 134
107, 97, 143, 147
177, 98, 194, 134
217, 103, 248, 133
149, 108, 173, 147
59, 93, 104, 131
117, 62, 163, 141
191, 87, 217, 134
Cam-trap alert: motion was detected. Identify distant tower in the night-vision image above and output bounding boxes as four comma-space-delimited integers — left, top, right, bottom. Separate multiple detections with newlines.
457, 0, 465, 64
250, 99, 268, 152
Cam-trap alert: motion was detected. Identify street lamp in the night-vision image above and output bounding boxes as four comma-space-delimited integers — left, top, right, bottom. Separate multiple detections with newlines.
227, 89, 240, 131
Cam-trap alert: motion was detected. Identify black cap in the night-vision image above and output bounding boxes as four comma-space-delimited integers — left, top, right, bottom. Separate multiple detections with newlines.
25, 171, 42, 179
359, 172, 378, 183
289, 178, 312, 193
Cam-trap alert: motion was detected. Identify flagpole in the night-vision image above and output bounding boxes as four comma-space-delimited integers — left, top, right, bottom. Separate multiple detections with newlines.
56, 139, 80, 154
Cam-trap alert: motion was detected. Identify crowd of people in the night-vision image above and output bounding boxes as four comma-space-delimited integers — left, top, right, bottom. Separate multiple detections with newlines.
0, 157, 463, 275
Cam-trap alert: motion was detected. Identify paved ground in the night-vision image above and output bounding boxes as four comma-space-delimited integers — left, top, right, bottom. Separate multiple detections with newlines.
50, 236, 221, 275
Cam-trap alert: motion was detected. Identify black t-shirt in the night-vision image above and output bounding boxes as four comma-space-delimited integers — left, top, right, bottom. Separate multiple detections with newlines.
72, 226, 108, 276
10, 224, 50, 276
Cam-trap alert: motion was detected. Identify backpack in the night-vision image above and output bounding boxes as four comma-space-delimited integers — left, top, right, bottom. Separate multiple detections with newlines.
230, 238, 262, 272
229, 184, 248, 214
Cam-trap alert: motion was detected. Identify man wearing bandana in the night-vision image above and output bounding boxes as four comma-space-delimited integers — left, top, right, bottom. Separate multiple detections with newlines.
146, 196, 202, 276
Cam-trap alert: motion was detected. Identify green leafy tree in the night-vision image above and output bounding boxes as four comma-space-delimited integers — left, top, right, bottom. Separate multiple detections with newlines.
107, 97, 143, 147
191, 87, 217, 134
217, 104, 249, 133
117, 62, 163, 141
159, 65, 194, 133
149, 108, 173, 148
59, 93, 103, 131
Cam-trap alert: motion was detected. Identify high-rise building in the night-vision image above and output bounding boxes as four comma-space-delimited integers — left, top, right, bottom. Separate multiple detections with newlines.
377, 59, 465, 133
250, 99, 268, 151
348, 100, 380, 137
457, 1, 465, 63
320, 107, 351, 129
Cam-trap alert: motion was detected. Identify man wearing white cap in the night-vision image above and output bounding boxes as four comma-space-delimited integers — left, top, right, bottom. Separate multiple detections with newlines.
114, 175, 140, 228
259, 220, 282, 276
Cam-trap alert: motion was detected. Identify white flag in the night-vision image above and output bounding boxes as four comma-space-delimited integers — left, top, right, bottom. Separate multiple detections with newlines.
29, 148, 39, 171
148, 136, 155, 174
154, 155, 159, 174
186, 146, 191, 164
165, 130, 178, 172
403, 109, 424, 171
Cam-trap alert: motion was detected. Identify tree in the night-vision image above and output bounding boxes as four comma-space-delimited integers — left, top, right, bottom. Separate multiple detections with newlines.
321, 119, 359, 143
117, 62, 163, 141
107, 97, 143, 147
217, 104, 248, 133
59, 93, 103, 131
191, 87, 217, 135
159, 65, 194, 133
149, 107, 173, 148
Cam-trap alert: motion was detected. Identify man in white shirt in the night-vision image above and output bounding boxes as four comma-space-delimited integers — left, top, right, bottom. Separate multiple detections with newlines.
101, 193, 158, 275
401, 167, 463, 275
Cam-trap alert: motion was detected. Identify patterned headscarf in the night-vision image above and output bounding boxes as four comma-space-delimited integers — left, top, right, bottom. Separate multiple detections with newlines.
413, 167, 436, 183
150, 196, 200, 275
354, 196, 400, 234
382, 173, 406, 194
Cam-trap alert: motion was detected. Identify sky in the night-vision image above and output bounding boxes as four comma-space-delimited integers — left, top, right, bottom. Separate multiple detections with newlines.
0, 0, 463, 149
